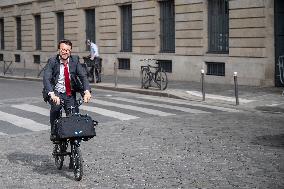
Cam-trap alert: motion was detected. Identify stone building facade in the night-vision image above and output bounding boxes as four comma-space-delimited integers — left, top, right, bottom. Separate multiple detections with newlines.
0, 0, 281, 87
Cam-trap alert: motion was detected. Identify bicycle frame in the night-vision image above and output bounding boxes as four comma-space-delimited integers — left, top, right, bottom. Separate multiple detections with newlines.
52, 99, 85, 181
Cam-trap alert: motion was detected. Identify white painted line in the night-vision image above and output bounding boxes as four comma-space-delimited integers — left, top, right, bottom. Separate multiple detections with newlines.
80, 105, 139, 121
186, 90, 254, 103
0, 132, 8, 135
11, 104, 50, 116
138, 96, 240, 113
92, 99, 174, 116
110, 97, 210, 114
0, 111, 49, 131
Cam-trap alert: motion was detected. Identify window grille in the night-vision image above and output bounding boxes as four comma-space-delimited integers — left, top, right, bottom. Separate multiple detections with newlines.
206, 62, 225, 76
0, 18, 4, 49
118, 58, 130, 70
160, 0, 175, 53
15, 54, 21, 63
57, 12, 64, 42
35, 15, 41, 50
85, 9, 96, 50
157, 59, 172, 73
208, 0, 229, 53
33, 55, 40, 64
16, 17, 21, 50
121, 5, 132, 52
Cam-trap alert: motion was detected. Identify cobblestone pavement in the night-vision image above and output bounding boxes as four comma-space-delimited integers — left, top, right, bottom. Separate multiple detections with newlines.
0, 111, 283, 188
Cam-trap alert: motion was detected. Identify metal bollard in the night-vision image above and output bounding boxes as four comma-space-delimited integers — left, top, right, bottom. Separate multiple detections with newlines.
3, 61, 6, 75
140, 66, 143, 89
24, 59, 26, 77
234, 72, 239, 105
201, 69, 205, 101
160, 68, 163, 90
114, 61, 118, 88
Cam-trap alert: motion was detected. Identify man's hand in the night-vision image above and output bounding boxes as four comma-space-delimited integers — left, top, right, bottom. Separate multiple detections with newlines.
50, 93, 60, 105
83, 90, 91, 103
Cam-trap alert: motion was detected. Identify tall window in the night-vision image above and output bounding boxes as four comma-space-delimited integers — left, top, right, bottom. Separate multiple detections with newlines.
35, 15, 41, 50
0, 18, 4, 49
85, 9, 96, 48
16, 17, 21, 50
208, 0, 229, 53
160, 0, 175, 53
57, 12, 64, 42
121, 5, 132, 52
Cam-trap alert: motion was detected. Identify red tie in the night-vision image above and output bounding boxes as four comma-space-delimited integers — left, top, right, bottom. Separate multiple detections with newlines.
63, 62, 72, 96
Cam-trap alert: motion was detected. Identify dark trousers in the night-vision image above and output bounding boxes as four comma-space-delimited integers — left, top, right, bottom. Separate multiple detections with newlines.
49, 91, 78, 134
88, 58, 101, 83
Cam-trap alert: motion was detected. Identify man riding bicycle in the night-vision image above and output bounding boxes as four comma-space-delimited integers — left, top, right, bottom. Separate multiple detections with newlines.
43, 39, 92, 141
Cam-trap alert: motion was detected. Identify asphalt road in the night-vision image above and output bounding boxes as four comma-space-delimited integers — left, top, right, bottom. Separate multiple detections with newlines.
0, 78, 283, 188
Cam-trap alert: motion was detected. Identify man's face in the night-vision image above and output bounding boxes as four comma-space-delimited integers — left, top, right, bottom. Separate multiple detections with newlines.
59, 43, 71, 60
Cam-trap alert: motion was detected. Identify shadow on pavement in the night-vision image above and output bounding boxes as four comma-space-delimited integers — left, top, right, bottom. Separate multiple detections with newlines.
255, 106, 284, 114
251, 134, 284, 148
7, 151, 74, 180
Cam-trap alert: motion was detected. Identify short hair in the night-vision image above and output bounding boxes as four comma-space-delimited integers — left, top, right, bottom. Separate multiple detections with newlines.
58, 39, 72, 49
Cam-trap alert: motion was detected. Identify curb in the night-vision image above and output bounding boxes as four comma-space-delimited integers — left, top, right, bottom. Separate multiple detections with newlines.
0, 75, 185, 100
0, 75, 42, 82
93, 84, 186, 100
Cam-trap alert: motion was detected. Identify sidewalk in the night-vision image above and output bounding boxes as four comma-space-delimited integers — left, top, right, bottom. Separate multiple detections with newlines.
95, 75, 284, 110
1, 67, 284, 110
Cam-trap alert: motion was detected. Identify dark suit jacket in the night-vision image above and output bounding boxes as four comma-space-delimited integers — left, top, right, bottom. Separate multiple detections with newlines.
43, 55, 90, 96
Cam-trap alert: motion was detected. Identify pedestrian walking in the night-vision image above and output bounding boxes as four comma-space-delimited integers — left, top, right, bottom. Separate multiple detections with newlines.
86, 39, 101, 83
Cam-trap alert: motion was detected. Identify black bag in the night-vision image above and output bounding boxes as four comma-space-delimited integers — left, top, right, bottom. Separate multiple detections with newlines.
83, 57, 95, 67
54, 114, 97, 140
42, 88, 50, 103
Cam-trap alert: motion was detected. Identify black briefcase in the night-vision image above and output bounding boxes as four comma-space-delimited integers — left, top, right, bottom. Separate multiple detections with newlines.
54, 114, 97, 140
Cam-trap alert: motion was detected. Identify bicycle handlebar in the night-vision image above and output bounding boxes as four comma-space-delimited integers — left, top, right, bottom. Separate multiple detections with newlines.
60, 98, 82, 112
139, 58, 159, 63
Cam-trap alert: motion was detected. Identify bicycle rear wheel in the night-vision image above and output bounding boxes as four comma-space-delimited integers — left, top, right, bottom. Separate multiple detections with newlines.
156, 70, 168, 90
141, 68, 150, 89
72, 145, 83, 181
53, 142, 65, 170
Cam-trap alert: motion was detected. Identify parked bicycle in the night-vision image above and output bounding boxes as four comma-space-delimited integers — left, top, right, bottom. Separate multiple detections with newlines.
140, 59, 168, 90
52, 99, 97, 181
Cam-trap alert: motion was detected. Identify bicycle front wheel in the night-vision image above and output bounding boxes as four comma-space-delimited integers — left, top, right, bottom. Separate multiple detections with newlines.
53, 142, 64, 170
156, 71, 168, 90
72, 145, 83, 181
141, 68, 150, 89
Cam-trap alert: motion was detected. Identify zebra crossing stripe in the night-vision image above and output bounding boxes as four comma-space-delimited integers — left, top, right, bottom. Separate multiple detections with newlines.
110, 97, 210, 114
92, 99, 174, 116
137, 96, 240, 113
11, 104, 50, 116
80, 105, 139, 121
0, 111, 49, 131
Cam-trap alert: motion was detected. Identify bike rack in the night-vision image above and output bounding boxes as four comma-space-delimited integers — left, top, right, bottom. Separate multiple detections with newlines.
3, 60, 14, 75
37, 61, 47, 78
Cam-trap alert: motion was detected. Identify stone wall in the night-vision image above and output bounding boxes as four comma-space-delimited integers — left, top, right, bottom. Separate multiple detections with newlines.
0, 0, 275, 86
